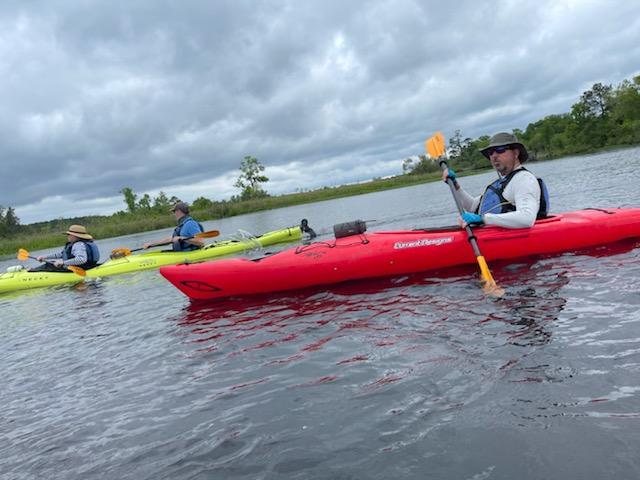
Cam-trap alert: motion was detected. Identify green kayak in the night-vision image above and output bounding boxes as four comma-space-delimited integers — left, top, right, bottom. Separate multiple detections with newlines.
0, 225, 302, 294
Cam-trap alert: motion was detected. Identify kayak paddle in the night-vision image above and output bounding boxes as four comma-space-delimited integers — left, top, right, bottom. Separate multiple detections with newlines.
425, 132, 504, 297
17, 248, 87, 277
110, 229, 220, 259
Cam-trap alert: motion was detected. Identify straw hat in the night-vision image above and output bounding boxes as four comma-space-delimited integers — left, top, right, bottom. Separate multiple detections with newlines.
65, 224, 93, 240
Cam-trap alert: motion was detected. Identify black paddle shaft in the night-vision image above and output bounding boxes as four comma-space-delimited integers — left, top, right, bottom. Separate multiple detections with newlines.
439, 160, 483, 258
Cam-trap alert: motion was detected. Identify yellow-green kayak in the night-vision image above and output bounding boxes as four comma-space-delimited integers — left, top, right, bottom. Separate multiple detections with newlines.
0, 226, 302, 294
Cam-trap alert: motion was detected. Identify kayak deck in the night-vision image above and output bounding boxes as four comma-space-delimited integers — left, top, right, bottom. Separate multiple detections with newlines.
159, 208, 640, 301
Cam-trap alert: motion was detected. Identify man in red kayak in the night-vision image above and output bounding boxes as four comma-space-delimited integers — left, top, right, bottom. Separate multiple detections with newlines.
442, 132, 549, 229
143, 202, 205, 251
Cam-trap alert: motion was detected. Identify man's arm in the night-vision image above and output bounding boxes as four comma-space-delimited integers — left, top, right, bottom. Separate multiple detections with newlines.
178, 221, 204, 247
63, 243, 89, 266
36, 251, 63, 262
442, 168, 481, 212
456, 187, 481, 214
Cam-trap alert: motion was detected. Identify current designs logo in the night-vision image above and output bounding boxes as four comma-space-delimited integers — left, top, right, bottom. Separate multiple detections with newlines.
393, 236, 453, 249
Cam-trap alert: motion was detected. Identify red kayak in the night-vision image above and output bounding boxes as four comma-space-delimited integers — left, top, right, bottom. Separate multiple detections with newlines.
160, 208, 640, 301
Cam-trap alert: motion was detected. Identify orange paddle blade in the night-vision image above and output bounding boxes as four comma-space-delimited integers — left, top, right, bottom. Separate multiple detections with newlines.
67, 266, 87, 277
110, 248, 132, 259
195, 229, 220, 239
476, 256, 504, 298
434, 131, 445, 152
425, 132, 446, 158
17, 248, 30, 261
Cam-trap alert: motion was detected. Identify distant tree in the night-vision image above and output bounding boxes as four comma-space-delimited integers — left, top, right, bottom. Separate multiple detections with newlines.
523, 114, 572, 159
569, 100, 604, 150
566, 82, 614, 150
152, 191, 172, 212
120, 187, 137, 213
448, 130, 465, 158
0, 206, 20, 237
404, 155, 439, 175
580, 82, 613, 118
192, 196, 214, 210
137, 193, 152, 210
609, 76, 640, 144
0, 206, 6, 237
447, 131, 486, 169
234, 156, 269, 200
4, 207, 20, 229
402, 158, 415, 174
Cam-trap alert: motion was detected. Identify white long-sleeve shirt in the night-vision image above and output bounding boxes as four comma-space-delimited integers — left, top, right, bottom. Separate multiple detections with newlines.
456, 168, 541, 228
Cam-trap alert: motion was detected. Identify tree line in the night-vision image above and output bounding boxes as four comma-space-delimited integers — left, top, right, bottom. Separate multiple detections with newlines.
403, 74, 640, 174
116, 155, 269, 215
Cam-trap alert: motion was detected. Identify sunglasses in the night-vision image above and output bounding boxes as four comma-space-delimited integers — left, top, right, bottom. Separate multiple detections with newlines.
487, 146, 512, 156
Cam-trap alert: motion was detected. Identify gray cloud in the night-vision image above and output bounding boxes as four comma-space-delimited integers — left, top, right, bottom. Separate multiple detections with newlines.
2, 0, 639, 223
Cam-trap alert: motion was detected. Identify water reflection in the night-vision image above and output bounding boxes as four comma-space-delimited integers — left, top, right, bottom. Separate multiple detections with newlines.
489, 262, 570, 348
492, 238, 639, 346
174, 241, 630, 359
174, 238, 640, 368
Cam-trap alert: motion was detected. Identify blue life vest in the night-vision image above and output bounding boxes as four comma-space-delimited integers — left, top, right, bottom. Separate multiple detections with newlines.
62, 240, 100, 268
476, 167, 549, 219
172, 216, 204, 251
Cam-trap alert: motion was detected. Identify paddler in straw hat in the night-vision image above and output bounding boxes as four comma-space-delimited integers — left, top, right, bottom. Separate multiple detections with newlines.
30, 224, 100, 272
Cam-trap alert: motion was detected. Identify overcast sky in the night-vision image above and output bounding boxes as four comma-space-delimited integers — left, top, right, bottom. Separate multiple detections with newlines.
2, 0, 639, 224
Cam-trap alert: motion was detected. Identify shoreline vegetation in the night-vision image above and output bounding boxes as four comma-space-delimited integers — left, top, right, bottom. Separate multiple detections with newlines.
0, 169, 449, 258
2, 75, 639, 259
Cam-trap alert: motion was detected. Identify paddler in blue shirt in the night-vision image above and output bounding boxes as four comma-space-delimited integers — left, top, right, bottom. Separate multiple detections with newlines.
143, 202, 205, 252
442, 132, 549, 229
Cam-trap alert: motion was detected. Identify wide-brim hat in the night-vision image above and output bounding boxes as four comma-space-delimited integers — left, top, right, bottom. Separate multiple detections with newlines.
479, 132, 529, 162
65, 224, 93, 240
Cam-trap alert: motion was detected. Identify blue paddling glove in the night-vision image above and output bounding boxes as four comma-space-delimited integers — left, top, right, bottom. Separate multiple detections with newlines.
444, 168, 457, 183
462, 211, 483, 225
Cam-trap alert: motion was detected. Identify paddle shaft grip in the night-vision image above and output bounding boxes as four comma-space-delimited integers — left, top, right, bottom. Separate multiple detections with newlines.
439, 160, 483, 258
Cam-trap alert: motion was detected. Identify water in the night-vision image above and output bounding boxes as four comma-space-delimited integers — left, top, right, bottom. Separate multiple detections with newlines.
2, 147, 640, 479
